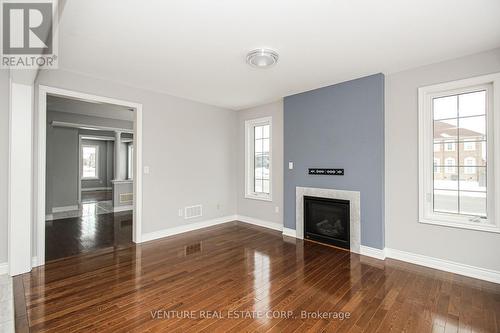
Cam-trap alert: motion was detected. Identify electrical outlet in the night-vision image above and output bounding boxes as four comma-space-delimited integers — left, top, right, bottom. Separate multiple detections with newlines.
275, 206, 280, 213
288, 162, 294, 170
144, 166, 150, 174
178, 208, 183, 217
216, 203, 221, 210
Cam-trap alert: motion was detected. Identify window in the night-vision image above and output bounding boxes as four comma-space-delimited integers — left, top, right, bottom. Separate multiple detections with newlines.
444, 142, 455, 151
433, 158, 440, 173
464, 157, 476, 174
245, 117, 272, 201
444, 158, 456, 174
127, 143, 134, 180
82, 145, 99, 179
419, 73, 500, 233
433, 144, 440, 152
463, 141, 476, 151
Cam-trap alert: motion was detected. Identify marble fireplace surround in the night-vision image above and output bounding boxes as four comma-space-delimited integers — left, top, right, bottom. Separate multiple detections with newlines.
296, 186, 361, 254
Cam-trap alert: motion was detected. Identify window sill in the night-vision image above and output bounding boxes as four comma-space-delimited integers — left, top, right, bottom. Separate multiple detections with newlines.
419, 218, 500, 234
82, 177, 99, 180
245, 193, 272, 202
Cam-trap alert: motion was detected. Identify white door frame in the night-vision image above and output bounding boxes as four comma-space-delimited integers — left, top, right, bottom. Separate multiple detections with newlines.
37, 85, 143, 266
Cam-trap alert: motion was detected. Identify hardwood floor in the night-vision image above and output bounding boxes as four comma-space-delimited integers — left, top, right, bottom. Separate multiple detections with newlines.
81, 190, 113, 203
19, 222, 500, 332
45, 211, 133, 262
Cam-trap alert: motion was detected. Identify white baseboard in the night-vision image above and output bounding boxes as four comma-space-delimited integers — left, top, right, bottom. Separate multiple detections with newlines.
0, 262, 7, 275
360, 245, 386, 260
113, 205, 133, 213
385, 248, 500, 284
45, 214, 54, 221
81, 187, 112, 192
52, 205, 79, 213
236, 215, 282, 231
141, 215, 238, 243
282, 227, 297, 238
0, 257, 39, 275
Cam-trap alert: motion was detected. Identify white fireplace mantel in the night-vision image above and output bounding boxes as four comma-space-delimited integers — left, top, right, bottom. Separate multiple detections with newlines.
296, 186, 361, 254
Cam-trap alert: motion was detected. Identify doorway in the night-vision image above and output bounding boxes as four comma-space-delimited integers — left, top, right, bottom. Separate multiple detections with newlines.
37, 86, 142, 265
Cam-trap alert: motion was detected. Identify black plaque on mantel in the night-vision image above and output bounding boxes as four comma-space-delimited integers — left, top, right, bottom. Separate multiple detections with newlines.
308, 168, 344, 176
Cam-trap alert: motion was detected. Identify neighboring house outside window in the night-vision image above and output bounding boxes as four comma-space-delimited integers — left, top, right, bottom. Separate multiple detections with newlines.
444, 158, 456, 174
245, 117, 272, 201
433, 158, 440, 173
464, 157, 476, 175
444, 142, 455, 151
463, 141, 476, 151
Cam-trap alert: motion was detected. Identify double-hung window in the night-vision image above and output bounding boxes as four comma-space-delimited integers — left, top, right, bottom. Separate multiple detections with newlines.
245, 117, 272, 201
418, 73, 500, 232
82, 145, 99, 179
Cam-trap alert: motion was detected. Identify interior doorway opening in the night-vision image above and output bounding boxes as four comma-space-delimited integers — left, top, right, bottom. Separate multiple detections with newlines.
37, 86, 142, 265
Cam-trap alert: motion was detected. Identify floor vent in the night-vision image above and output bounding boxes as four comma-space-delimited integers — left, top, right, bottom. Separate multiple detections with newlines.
120, 193, 133, 204
184, 242, 202, 256
185, 205, 202, 219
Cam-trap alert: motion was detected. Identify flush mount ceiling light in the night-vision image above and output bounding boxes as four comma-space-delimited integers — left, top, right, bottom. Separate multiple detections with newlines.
246, 48, 279, 68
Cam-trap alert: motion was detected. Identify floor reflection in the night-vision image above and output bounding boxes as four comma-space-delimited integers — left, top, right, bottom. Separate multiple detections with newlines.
45, 210, 133, 262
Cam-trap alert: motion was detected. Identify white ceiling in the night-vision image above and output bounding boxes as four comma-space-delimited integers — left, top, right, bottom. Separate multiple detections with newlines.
58, 0, 500, 110
47, 95, 134, 121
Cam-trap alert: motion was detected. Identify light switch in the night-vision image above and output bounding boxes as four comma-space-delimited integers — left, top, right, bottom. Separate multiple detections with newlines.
144, 166, 150, 174
288, 162, 294, 170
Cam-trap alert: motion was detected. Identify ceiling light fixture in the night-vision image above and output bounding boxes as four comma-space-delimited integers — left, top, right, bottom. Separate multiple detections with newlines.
246, 48, 279, 68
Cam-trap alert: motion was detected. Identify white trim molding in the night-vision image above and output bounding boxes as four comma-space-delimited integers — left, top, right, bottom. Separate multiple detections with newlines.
282, 227, 297, 238
81, 187, 112, 192
385, 248, 500, 284
360, 245, 386, 260
36, 85, 144, 268
236, 215, 282, 231
0, 262, 8, 275
113, 205, 134, 213
52, 205, 79, 213
141, 215, 238, 243
0, 257, 39, 276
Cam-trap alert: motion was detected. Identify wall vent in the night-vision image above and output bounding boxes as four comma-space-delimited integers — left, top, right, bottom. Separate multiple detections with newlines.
184, 205, 202, 219
120, 193, 133, 204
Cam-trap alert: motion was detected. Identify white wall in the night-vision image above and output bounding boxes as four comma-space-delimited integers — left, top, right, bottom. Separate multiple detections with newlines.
35, 69, 237, 251
385, 48, 500, 272
236, 100, 284, 224
0, 71, 8, 264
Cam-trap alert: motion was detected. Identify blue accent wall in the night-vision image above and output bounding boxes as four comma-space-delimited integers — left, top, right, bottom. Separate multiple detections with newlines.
284, 73, 385, 249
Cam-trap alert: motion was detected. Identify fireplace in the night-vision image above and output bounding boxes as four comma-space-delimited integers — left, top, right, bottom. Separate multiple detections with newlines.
304, 196, 350, 250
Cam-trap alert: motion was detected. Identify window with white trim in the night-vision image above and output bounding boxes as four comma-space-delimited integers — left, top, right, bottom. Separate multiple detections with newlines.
418, 73, 500, 233
82, 145, 99, 179
245, 117, 272, 201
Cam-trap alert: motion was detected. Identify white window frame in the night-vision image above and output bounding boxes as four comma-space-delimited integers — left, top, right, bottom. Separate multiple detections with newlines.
418, 73, 500, 233
81, 144, 99, 180
245, 117, 272, 201
127, 143, 134, 180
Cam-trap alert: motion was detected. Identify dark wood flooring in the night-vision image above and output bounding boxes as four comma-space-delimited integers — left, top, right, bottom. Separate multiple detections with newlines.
81, 190, 113, 203
45, 211, 133, 262
19, 222, 500, 332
